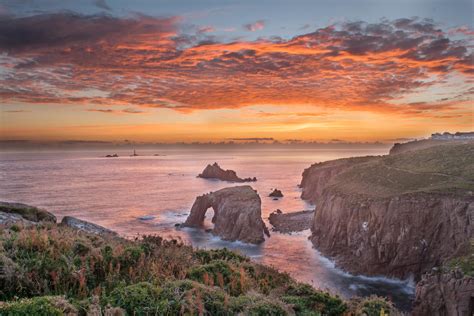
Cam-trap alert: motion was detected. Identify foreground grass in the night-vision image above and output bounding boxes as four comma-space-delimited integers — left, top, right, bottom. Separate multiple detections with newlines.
0, 223, 397, 315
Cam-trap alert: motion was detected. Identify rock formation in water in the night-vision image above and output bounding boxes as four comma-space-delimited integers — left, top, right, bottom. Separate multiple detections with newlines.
300, 142, 474, 280
198, 162, 257, 182
269, 189, 284, 198
61, 216, 117, 236
268, 209, 313, 233
0, 201, 56, 225
183, 185, 269, 244
412, 270, 474, 316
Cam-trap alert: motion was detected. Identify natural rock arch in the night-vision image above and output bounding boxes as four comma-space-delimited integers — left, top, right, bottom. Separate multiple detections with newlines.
183, 186, 269, 244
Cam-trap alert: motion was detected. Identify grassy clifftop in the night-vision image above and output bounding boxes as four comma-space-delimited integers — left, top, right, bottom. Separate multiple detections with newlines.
0, 221, 397, 315
329, 142, 474, 198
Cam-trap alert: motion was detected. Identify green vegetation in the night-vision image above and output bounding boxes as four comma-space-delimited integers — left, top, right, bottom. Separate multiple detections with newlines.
0, 223, 395, 315
329, 143, 474, 197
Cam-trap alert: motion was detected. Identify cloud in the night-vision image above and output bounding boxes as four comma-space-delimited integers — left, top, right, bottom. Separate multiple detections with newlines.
244, 20, 265, 31
2, 109, 31, 113
0, 14, 472, 120
197, 25, 215, 33
94, 0, 112, 11
87, 108, 145, 114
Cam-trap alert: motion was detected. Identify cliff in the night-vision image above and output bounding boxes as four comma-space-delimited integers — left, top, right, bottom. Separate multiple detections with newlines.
198, 162, 257, 182
183, 185, 269, 244
388, 139, 472, 155
300, 142, 474, 280
412, 270, 473, 315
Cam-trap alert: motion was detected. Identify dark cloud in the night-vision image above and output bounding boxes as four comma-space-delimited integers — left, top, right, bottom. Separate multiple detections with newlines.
244, 20, 265, 31
94, 0, 112, 11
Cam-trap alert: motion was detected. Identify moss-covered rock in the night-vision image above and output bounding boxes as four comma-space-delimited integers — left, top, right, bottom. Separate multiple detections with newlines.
0, 202, 56, 223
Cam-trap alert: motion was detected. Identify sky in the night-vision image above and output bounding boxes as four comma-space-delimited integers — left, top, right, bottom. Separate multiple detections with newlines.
0, 0, 473, 142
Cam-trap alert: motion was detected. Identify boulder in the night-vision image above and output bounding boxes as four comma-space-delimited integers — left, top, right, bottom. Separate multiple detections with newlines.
61, 216, 117, 236
0, 201, 56, 223
269, 189, 283, 198
198, 162, 256, 182
183, 186, 269, 244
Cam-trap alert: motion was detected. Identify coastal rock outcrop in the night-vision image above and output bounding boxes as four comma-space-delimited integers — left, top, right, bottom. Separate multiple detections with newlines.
412, 270, 474, 316
301, 142, 474, 280
183, 185, 269, 244
0, 201, 56, 224
269, 189, 284, 198
61, 216, 117, 236
198, 162, 257, 182
268, 210, 314, 233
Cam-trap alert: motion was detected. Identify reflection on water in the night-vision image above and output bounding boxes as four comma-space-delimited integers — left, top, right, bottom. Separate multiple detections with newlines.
0, 147, 414, 311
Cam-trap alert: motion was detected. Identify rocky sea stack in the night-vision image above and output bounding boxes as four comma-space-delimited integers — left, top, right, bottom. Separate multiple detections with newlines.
269, 189, 284, 198
183, 185, 269, 243
198, 162, 257, 182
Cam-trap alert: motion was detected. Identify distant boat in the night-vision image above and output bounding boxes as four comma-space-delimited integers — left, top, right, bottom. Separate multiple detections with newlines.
105, 154, 119, 158
130, 149, 139, 157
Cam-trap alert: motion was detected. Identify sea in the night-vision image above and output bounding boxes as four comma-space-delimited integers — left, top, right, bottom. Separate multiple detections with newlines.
0, 146, 415, 310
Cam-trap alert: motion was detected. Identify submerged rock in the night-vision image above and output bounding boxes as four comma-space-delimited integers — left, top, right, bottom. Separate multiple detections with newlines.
269, 189, 283, 198
412, 270, 474, 316
0, 201, 56, 224
198, 162, 257, 182
183, 185, 269, 244
61, 216, 117, 236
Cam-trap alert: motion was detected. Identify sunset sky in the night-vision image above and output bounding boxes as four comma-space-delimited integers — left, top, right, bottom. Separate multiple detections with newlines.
0, 0, 473, 142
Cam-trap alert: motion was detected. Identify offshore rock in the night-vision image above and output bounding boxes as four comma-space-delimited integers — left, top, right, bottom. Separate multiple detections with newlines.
198, 162, 257, 182
183, 185, 269, 244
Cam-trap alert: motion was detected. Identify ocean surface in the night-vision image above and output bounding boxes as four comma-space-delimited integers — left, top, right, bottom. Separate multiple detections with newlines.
0, 146, 415, 310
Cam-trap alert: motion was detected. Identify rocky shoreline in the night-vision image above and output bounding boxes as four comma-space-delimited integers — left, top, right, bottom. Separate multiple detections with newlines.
0, 201, 400, 315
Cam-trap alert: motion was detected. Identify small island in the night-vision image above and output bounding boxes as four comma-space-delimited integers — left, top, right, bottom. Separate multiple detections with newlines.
198, 162, 257, 182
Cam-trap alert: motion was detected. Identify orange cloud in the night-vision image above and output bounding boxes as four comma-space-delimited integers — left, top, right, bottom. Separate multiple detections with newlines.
0, 13, 472, 122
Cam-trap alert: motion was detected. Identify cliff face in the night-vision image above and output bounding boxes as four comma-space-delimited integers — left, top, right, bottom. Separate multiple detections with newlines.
310, 191, 473, 279
301, 142, 474, 280
300, 156, 376, 204
412, 271, 474, 316
183, 186, 269, 244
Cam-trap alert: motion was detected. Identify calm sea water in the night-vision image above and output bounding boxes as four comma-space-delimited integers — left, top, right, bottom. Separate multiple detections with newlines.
0, 147, 415, 310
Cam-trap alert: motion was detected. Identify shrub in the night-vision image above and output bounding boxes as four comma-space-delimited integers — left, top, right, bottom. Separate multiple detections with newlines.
159, 280, 228, 315
350, 296, 395, 316
229, 293, 289, 316
106, 282, 164, 315
187, 260, 245, 295
195, 248, 249, 264
0, 296, 75, 316
282, 283, 347, 315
